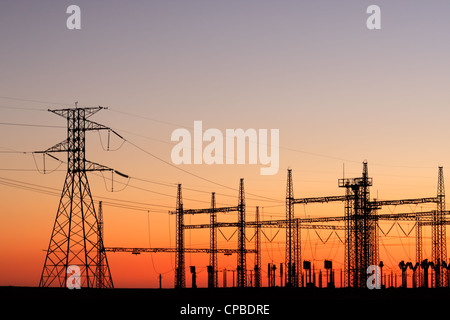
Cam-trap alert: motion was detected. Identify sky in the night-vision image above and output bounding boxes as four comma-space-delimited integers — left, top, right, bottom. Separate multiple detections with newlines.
1, 0, 450, 288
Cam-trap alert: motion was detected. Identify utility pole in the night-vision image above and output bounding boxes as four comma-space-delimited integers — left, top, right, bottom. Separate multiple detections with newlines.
254, 206, 261, 288
209, 192, 218, 288
416, 212, 423, 287
96, 201, 108, 288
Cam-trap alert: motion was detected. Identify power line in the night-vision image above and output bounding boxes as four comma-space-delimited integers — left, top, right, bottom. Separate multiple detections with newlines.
0, 95, 73, 106
0, 94, 437, 169
0, 168, 56, 171
0, 176, 170, 214
0, 122, 65, 129
0, 119, 283, 203
0, 105, 46, 111
108, 108, 187, 129
107, 107, 435, 169
123, 137, 282, 203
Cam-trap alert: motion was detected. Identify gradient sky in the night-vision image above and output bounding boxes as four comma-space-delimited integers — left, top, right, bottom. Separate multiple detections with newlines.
1, 0, 449, 288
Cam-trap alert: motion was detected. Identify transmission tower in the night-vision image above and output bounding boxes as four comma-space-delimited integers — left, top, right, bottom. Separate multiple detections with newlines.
254, 206, 261, 287
339, 161, 376, 288
285, 168, 295, 287
38, 106, 117, 288
433, 166, 447, 287
96, 201, 109, 288
175, 184, 185, 288
209, 192, 218, 288
237, 178, 247, 287
416, 213, 423, 287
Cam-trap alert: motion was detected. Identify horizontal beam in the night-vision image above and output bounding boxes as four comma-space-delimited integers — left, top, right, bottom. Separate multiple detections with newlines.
292, 195, 347, 204
371, 197, 439, 207
183, 210, 449, 229
168, 196, 438, 215
257, 224, 346, 230
105, 247, 256, 254
296, 216, 346, 223
418, 219, 450, 226
376, 210, 442, 221
168, 206, 239, 215
184, 219, 346, 229
292, 195, 437, 206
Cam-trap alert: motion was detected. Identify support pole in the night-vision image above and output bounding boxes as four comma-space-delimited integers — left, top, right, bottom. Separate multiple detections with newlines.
285, 168, 295, 287
433, 166, 447, 287
175, 184, 185, 288
237, 178, 246, 287
254, 206, 261, 288
209, 192, 218, 288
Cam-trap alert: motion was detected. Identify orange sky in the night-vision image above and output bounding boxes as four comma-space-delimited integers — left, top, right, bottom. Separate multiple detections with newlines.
1, 1, 450, 288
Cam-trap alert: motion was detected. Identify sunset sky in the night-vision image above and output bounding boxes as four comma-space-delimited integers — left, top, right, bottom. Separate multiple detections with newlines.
1, 1, 450, 288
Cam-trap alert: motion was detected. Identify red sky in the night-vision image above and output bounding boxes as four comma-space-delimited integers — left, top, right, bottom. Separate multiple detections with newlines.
1, 1, 449, 288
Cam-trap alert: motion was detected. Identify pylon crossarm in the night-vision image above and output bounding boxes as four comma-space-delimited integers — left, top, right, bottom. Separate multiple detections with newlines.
85, 120, 124, 140
49, 106, 105, 119
34, 138, 69, 154
85, 160, 114, 172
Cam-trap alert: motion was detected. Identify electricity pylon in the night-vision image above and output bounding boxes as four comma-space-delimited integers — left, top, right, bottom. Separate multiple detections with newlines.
37, 106, 122, 288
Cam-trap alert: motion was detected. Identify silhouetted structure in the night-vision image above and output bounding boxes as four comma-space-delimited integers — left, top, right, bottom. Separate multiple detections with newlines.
285, 169, 296, 287
237, 178, 247, 287
433, 166, 447, 287
209, 192, 218, 288
339, 161, 375, 288
254, 207, 261, 288
96, 201, 109, 288
33, 107, 450, 290
174, 184, 185, 288
170, 180, 247, 288
37, 106, 118, 288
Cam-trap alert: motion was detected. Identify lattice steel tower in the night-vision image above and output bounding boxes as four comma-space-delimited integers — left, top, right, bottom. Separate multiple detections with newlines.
433, 166, 447, 287
209, 192, 218, 288
339, 161, 376, 288
96, 201, 110, 288
38, 106, 115, 288
285, 168, 296, 287
254, 206, 262, 288
237, 178, 247, 287
174, 184, 185, 288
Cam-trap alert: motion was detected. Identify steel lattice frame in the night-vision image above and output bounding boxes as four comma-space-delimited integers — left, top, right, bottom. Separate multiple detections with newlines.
96, 201, 110, 288
39, 107, 113, 288
339, 161, 376, 288
172, 182, 246, 288
209, 192, 218, 288
254, 206, 261, 287
237, 178, 247, 287
285, 168, 296, 287
433, 166, 447, 287
175, 184, 185, 288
